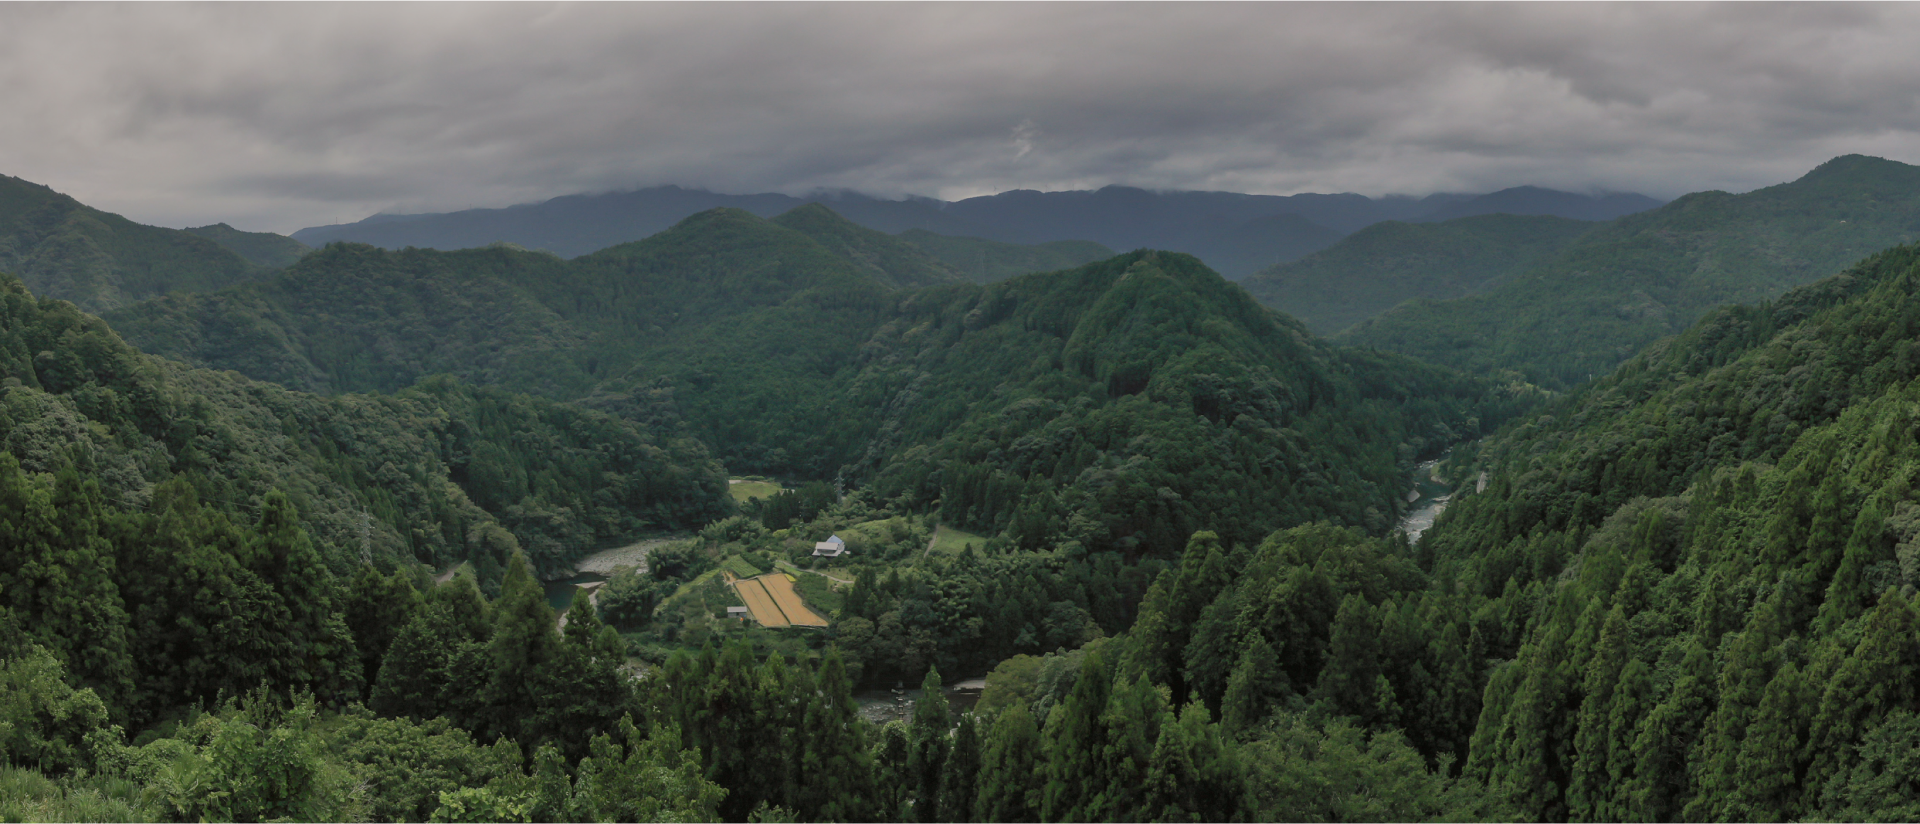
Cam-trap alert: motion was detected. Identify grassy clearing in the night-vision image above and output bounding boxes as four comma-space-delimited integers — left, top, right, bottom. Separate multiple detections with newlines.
930, 525, 989, 555
793, 571, 845, 617
722, 555, 764, 578
728, 479, 784, 503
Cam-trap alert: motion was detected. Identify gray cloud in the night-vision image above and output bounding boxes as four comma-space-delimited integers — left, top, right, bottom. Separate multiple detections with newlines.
2, 2, 1918, 233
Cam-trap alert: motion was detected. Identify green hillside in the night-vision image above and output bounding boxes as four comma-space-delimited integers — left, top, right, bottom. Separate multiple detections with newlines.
897, 228, 1113, 283
770, 202, 964, 290
110, 203, 1520, 553
182, 222, 310, 268
0, 269, 727, 583
1243, 213, 1594, 335
1339, 154, 1920, 387
0, 175, 268, 311
849, 250, 1512, 553
1402, 242, 1920, 819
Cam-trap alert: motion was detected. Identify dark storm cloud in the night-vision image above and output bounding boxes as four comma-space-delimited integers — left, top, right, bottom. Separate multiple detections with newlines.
2, 2, 1918, 233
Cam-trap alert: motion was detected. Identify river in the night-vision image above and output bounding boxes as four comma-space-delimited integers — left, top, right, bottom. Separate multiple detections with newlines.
1397, 457, 1456, 542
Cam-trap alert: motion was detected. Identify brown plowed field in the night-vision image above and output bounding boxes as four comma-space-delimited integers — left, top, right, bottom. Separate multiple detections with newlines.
733, 577, 789, 628
755, 573, 829, 627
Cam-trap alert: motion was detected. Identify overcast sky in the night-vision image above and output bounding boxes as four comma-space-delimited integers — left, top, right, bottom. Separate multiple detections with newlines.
4, 2, 1919, 234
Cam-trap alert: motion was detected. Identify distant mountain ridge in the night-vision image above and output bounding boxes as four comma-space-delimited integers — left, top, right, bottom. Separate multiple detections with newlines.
292, 182, 1664, 280
1243, 213, 1598, 336
1339, 154, 1920, 388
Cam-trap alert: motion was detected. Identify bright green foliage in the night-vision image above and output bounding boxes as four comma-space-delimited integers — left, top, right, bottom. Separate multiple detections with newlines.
142, 692, 365, 823
430, 785, 534, 823
1242, 713, 1505, 822
568, 717, 726, 823
326, 711, 523, 823
0, 646, 108, 775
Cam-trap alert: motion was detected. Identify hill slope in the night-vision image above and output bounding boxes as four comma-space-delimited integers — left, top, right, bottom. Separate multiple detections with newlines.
1341, 154, 1920, 387
182, 222, 309, 268
0, 175, 267, 311
895, 229, 1112, 284
1399, 240, 1920, 820
112, 204, 1522, 554
1244, 213, 1596, 335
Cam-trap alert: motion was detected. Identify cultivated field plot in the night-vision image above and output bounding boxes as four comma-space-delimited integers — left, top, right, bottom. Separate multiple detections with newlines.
732, 575, 789, 628
730, 573, 828, 628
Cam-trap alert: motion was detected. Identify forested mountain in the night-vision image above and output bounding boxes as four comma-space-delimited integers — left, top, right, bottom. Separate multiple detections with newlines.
0, 175, 270, 312
1341, 154, 1920, 387
0, 266, 728, 583
182, 222, 309, 268
292, 181, 1661, 281
46, 151, 1920, 824
895, 230, 1113, 284
0, 183, 1545, 821
768, 203, 967, 290
1415, 185, 1663, 224
112, 203, 1518, 550
1386, 240, 1920, 820
1243, 213, 1595, 335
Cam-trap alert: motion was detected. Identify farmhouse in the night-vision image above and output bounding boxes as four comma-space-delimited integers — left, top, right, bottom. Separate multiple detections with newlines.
812, 534, 848, 558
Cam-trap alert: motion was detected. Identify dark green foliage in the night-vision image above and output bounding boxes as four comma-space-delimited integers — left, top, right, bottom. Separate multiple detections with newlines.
1390, 239, 1920, 821
770, 203, 965, 290
0, 174, 267, 312
1343, 154, 1920, 388
109, 208, 1506, 550
897, 229, 1113, 284
1244, 213, 1594, 335
181, 223, 309, 269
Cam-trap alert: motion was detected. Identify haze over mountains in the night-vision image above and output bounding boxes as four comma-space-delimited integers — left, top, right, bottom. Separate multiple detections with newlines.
292, 183, 1664, 280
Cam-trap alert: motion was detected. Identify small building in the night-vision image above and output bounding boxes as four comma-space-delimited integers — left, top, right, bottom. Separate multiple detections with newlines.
812, 534, 848, 558
726, 606, 751, 621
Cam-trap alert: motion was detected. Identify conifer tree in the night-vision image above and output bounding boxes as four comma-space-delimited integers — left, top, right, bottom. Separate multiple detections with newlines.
939, 712, 982, 823
484, 549, 558, 740
909, 666, 951, 821
1220, 633, 1285, 736
975, 703, 1042, 823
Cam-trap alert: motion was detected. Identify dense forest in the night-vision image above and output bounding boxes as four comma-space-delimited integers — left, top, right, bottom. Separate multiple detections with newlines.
0, 175, 274, 313
1242, 213, 1595, 336
1342, 154, 1920, 388
9, 158, 1920, 821
104, 205, 1517, 526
